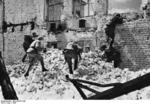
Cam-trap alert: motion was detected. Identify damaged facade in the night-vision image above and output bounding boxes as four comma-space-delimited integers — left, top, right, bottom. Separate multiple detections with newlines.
1, 0, 150, 71
44, 0, 108, 32
0, 0, 108, 64
44, 0, 108, 52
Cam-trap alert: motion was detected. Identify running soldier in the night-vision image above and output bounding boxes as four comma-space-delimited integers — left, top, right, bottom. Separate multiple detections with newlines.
24, 35, 48, 77
63, 40, 83, 76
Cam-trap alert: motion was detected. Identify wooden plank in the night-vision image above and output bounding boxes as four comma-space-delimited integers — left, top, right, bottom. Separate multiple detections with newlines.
74, 78, 122, 88
66, 75, 87, 99
71, 80, 87, 99
0, 52, 18, 100
88, 73, 150, 100
78, 82, 100, 94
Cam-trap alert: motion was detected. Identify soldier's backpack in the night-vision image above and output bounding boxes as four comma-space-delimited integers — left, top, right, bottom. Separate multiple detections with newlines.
23, 35, 34, 52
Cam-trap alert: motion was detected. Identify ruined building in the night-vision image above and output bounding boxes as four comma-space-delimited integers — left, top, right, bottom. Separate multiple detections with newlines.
44, 0, 109, 52
0, 0, 108, 64
1, 0, 150, 71
44, 0, 108, 32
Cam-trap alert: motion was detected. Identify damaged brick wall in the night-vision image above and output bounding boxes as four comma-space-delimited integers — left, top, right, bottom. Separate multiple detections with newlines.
0, 0, 109, 64
115, 20, 150, 70
0, 0, 45, 64
5, 0, 44, 24
1, 0, 149, 70
64, 0, 108, 29
96, 15, 150, 70
4, 28, 28, 65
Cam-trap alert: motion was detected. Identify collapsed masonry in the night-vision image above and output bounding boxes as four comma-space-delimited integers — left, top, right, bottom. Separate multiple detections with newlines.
0, 0, 109, 64
0, 0, 150, 71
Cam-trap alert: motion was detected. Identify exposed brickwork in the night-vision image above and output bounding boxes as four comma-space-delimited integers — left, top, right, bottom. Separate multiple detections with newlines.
5, 0, 44, 24
2, 0, 150, 71
0, 0, 109, 64
0, 0, 45, 64
63, 0, 108, 29
96, 16, 150, 70
115, 20, 150, 70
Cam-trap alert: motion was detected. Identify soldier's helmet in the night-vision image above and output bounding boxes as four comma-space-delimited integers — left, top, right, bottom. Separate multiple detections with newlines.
38, 36, 44, 40
32, 32, 38, 37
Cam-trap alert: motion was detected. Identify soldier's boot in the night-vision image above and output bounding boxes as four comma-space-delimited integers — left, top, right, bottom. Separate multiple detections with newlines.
40, 60, 48, 72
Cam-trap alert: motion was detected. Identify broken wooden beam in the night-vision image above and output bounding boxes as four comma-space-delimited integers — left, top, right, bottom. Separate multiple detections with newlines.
88, 73, 150, 100
77, 82, 100, 94
0, 52, 18, 100
73, 78, 122, 88
66, 75, 87, 99
71, 80, 87, 99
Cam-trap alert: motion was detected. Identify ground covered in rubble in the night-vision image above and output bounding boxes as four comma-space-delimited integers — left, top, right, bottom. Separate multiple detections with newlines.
1, 49, 150, 100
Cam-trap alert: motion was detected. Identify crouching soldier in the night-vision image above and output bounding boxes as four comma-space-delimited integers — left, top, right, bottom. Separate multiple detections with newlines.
100, 45, 121, 68
22, 32, 38, 62
63, 40, 83, 76
105, 14, 123, 48
24, 35, 48, 77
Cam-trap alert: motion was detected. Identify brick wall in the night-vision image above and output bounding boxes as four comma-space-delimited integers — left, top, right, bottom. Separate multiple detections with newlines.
3, 0, 150, 70
96, 16, 150, 70
0, 0, 108, 64
63, 0, 108, 29
115, 20, 150, 70
5, 0, 44, 24
0, 0, 45, 64
3, 28, 28, 65
66, 16, 98, 30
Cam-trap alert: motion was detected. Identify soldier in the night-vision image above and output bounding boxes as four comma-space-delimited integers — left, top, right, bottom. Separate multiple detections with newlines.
22, 32, 38, 62
105, 14, 123, 48
63, 40, 83, 77
100, 44, 108, 61
100, 45, 121, 68
24, 35, 48, 77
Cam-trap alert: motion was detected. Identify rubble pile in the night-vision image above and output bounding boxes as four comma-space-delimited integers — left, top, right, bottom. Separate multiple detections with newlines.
1, 49, 150, 100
